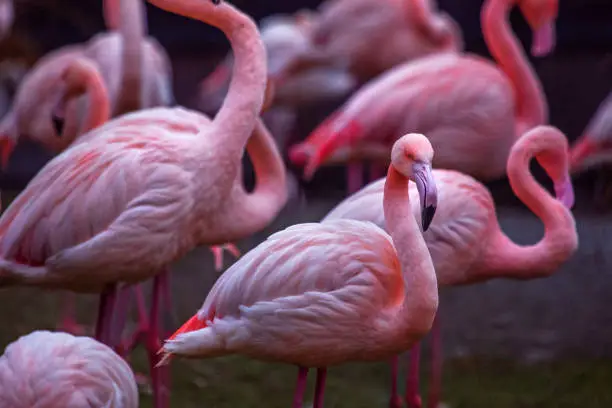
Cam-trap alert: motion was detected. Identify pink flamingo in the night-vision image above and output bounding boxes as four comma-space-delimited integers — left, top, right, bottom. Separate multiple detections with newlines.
322, 125, 578, 408
0, 0, 12, 40
279, 0, 464, 84
0, 0, 286, 406
289, 0, 557, 193
157, 132, 439, 408
0, 0, 174, 337
0, 330, 139, 408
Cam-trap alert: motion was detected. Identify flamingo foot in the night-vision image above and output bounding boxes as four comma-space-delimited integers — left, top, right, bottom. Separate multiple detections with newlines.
292, 367, 309, 408
406, 395, 423, 408
209, 243, 241, 271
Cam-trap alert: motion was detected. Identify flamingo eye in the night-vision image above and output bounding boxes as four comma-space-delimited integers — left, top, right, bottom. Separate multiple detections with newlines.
52, 114, 64, 137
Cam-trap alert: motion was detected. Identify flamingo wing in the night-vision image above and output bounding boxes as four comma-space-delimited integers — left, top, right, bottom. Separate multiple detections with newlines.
0, 128, 194, 283
199, 219, 403, 326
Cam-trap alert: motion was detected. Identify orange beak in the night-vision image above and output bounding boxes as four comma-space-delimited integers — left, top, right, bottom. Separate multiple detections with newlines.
0, 136, 14, 171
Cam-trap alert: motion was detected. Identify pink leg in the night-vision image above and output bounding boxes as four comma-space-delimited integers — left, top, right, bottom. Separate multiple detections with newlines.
346, 163, 364, 194
389, 356, 402, 408
115, 284, 149, 357
313, 367, 327, 408
405, 345, 422, 408
57, 292, 86, 335
209, 243, 241, 271
427, 315, 442, 408
292, 367, 309, 408
147, 272, 170, 408
95, 284, 118, 346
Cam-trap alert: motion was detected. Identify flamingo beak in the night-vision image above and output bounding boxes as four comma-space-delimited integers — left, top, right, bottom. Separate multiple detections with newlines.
413, 162, 438, 232
531, 23, 556, 57
554, 173, 575, 209
0, 135, 15, 171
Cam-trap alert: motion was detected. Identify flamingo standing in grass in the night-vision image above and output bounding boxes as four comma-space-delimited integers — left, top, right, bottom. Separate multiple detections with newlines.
322, 125, 578, 408
0, 0, 287, 406
158, 133, 439, 408
289, 0, 557, 193
0, 331, 139, 408
0, 0, 176, 336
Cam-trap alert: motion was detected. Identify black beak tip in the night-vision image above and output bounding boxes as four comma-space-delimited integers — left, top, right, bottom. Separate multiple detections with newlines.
422, 205, 436, 232
52, 115, 64, 136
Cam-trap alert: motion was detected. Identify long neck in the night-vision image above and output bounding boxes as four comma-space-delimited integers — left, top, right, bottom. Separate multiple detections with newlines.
215, 119, 287, 240
75, 62, 111, 132
482, 132, 577, 278
147, 0, 266, 158
383, 167, 438, 335
106, 0, 145, 115
482, 0, 547, 131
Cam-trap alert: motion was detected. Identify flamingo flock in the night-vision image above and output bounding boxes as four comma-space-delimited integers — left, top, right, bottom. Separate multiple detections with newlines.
0, 0, 606, 406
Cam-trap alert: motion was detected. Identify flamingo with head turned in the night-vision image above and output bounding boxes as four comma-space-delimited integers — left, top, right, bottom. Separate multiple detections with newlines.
158, 133, 439, 408
0, 0, 287, 407
289, 0, 557, 194
0, 331, 139, 408
322, 125, 578, 408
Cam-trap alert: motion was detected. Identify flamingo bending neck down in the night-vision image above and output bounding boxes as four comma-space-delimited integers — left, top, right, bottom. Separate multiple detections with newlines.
289, 0, 556, 194
156, 133, 439, 408
0, 0, 287, 407
322, 124, 578, 408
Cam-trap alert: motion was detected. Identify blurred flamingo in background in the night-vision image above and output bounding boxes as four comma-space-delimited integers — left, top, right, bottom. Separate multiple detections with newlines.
197, 12, 356, 154
568, 91, 612, 206
0, 0, 13, 41
0, 330, 139, 408
289, 0, 557, 193
0, 0, 287, 406
0, 0, 174, 337
158, 133, 439, 408
322, 125, 578, 408
278, 0, 464, 84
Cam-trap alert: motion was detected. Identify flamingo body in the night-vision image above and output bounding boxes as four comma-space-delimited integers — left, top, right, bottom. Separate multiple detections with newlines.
0, 331, 138, 408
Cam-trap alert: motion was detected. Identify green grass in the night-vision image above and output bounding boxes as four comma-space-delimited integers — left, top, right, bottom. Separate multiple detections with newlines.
2, 287, 611, 408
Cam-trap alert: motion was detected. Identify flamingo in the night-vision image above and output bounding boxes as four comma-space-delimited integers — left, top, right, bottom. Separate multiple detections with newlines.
0, 330, 139, 408
197, 12, 356, 153
277, 0, 464, 84
322, 125, 578, 408
157, 133, 439, 408
0, 0, 286, 406
289, 0, 557, 193
568, 91, 612, 206
0, 0, 175, 337
0, 0, 12, 41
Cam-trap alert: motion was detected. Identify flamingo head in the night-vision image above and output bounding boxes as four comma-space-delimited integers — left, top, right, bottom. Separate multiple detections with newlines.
518, 0, 558, 57
391, 133, 438, 231
288, 112, 363, 181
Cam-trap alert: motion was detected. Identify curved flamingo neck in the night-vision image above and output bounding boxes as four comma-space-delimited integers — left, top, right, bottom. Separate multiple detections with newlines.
217, 119, 287, 240
68, 60, 111, 132
482, 127, 577, 278
482, 0, 547, 133
383, 166, 438, 334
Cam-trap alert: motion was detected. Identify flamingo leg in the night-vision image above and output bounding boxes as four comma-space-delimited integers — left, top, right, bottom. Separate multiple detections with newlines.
116, 284, 149, 357
147, 271, 170, 408
292, 367, 309, 408
427, 315, 442, 408
209, 243, 241, 271
57, 292, 85, 335
313, 367, 327, 408
389, 356, 402, 408
405, 344, 422, 408
94, 283, 118, 347
346, 162, 364, 194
